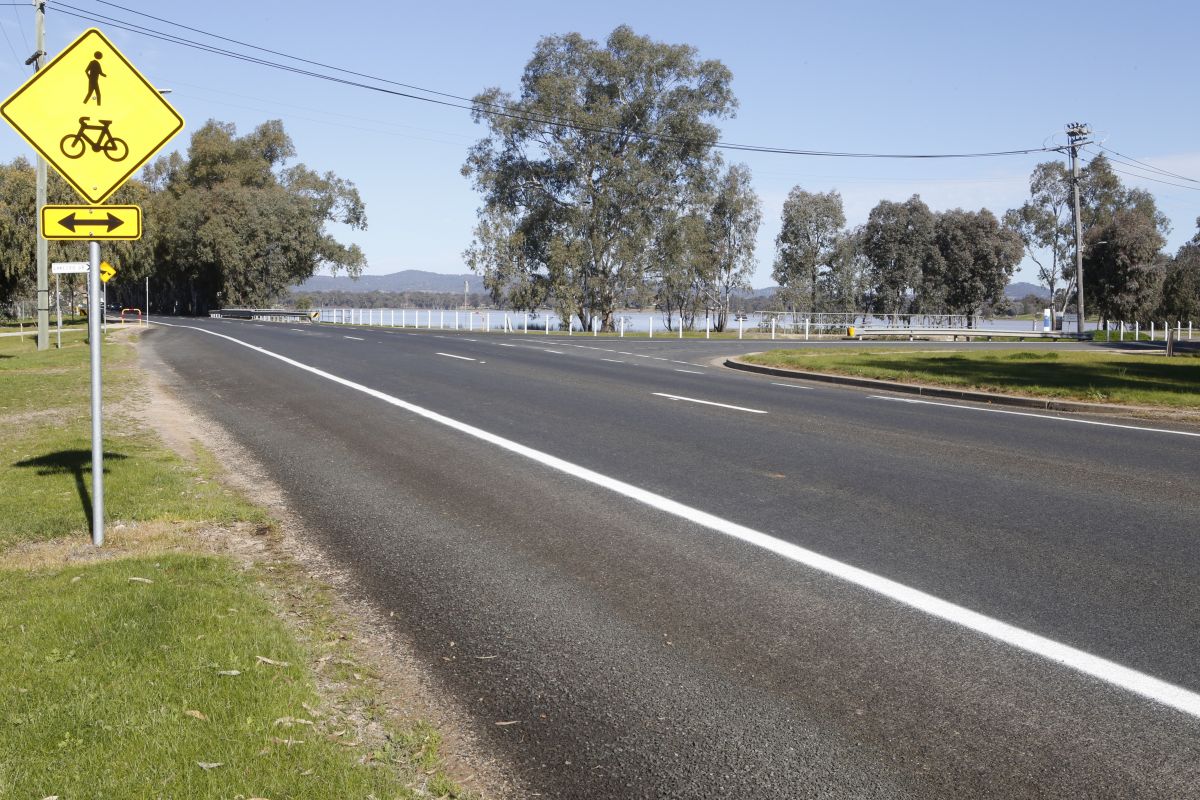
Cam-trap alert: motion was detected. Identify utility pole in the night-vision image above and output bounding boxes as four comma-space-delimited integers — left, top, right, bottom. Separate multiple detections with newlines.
30, 1, 48, 349
1066, 122, 1092, 337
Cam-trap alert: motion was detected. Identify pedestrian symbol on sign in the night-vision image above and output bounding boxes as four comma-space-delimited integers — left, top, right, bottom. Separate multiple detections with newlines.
84, 51, 105, 105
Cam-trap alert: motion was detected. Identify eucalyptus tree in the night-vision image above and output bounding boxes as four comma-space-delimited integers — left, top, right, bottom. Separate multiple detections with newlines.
699, 162, 761, 330
462, 25, 736, 331
1083, 208, 1167, 324
860, 195, 937, 315
463, 208, 550, 313
772, 187, 844, 312
1160, 225, 1200, 322
823, 226, 870, 314
143, 119, 366, 312
927, 209, 1023, 319
1005, 162, 1072, 311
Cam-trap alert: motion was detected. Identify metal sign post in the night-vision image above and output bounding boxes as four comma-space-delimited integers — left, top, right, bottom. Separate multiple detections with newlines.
87, 241, 103, 546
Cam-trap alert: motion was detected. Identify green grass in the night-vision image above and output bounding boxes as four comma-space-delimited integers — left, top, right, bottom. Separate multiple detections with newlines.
0, 423, 267, 548
0, 554, 434, 798
0, 334, 108, 415
0, 335, 266, 547
743, 347, 1200, 408
0, 332, 472, 798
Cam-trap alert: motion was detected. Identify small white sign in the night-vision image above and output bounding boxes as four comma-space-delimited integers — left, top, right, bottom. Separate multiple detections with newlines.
52, 261, 89, 274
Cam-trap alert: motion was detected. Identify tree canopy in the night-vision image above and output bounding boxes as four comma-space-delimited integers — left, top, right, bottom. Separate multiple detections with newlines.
0, 119, 366, 315
773, 188, 845, 313
462, 25, 736, 330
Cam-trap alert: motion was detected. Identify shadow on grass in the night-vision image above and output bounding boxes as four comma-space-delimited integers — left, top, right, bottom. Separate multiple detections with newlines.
853, 354, 1200, 398
13, 450, 127, 529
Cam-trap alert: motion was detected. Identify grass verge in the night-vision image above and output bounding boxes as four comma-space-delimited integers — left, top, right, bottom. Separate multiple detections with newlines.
742, 347, 1200, 408
0, 332, 472, 797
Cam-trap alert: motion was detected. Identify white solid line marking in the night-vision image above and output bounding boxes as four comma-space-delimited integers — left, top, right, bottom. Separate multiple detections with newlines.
436, 352, 476, 361
674, 369, 704, 375
542, 349, 564, 354
653, 392, 766, 414
461, 338, 477, 342
290, 328, 305, 332
153, 319, 1200, 721
772, 382, 813, 390
343, 335, 365, 341
498, 343, 516, 347
868, 396, 1200, 438
600, 358, 625, 364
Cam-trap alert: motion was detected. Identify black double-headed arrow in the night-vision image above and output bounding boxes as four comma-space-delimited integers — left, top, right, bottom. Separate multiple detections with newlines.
58, 212, 125, 232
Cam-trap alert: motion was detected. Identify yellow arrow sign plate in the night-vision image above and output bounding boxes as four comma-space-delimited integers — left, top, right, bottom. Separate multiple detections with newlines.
99, 260, 116, 283
1, 28, 183, 204
41, 204, 141, 240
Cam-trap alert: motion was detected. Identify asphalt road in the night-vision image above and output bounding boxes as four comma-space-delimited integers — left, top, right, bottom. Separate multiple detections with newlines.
146, 318, 1200, 799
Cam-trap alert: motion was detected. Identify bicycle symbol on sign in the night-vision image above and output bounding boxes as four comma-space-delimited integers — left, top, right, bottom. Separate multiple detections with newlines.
59, 116, 128, 162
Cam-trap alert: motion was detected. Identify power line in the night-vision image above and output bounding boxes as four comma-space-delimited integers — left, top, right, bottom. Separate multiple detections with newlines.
1096, 144, 1199, 184
0, 17, 19, 65
56, 1, 1060, 161
1082, 153, 1200, 192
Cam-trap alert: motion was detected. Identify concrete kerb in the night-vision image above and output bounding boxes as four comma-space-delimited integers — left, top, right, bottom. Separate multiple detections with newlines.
723, 356, 1151, 416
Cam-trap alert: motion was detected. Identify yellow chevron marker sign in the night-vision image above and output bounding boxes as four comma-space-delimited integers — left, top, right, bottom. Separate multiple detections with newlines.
41, 204, 141, 240
98, 260, 116, 283
0, 28, 183, 204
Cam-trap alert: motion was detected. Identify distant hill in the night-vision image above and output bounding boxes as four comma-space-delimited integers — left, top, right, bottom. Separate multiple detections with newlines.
295, 270, 486, 294
1005, 281, 1050, 300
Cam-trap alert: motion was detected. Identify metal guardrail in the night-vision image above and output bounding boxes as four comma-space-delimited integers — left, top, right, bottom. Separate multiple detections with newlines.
851, 327, 1087, 340
212, 308, 318, 322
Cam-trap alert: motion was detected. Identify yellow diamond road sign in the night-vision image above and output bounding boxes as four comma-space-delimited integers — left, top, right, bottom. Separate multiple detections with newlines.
42, 204, 142, 240
1, 28, 183, 204
99, 260, 116, 283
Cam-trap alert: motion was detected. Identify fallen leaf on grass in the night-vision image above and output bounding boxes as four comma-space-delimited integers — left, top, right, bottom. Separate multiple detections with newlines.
128, 577, 154, 584
216, 670, 241, 677
41, 796, 59, 799
70, 576, 82, 583
495, 720, 520, 726
272, 717, 314, 727
301, 702, 322, 718
271, 736, 306, 747
196, 762, 223, 770
184, 709, 208, 721
256, 656, 290, 668
474, 655, 498, 660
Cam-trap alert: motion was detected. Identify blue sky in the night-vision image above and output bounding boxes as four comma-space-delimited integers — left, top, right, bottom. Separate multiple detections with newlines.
1, 0, 1196, 289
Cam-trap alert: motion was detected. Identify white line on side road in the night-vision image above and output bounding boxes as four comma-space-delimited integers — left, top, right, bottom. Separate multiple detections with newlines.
290, 328, 305, 332
772, 382, 813, 390
436, 352, 476, 361
153, 320, 1200, 721
498, 343, 516, 347
541, 349, 564, 354
600, 358, 625, 364
868, 396, 1200, 438
674, 369, 704, 375
653, 392, 766, 414
343, 336, 365, 341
